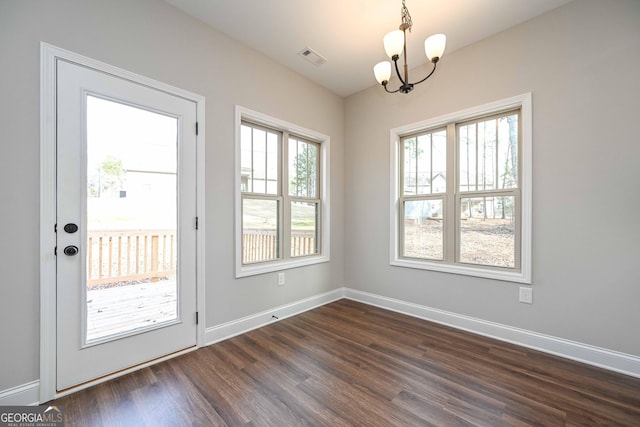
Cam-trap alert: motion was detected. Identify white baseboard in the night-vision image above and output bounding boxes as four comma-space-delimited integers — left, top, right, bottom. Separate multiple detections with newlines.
205, 288, 345, 345
344, 288, 640, 379
0, 380, 39, 406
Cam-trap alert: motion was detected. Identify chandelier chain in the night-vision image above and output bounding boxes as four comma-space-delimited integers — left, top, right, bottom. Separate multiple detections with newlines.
401, 0, 413, 32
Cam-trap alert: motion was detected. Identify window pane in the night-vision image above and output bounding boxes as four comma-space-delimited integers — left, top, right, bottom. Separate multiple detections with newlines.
403, 137, 417, 195
266, 132, 279, 194
416, 134, 431, 194
242, 198, 279, 264
291, 201, 318, 257
289, 138, 318, 198
432, 130, 447, 193
498, 114, 518, 189
402, 199, 443, 260
403, 130, 447, 196
459, 196, 515, 268
240, 124, 279, 195
253, 129, 266, 193
240, 125, 252, 192
460, 113, 518, 193
477, 120, 496, 190
459, 123, 477, 192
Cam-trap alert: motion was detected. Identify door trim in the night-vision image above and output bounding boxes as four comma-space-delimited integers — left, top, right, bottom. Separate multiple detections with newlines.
39, 42, 206, 403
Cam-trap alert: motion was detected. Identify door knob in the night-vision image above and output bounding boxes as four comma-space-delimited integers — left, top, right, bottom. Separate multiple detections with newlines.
64, 223, 79, 233
63, 245, 79, 256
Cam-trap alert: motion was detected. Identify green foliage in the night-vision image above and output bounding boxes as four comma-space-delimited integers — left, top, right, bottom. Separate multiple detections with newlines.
290, 143, 317, 197
88, 156, 125, 197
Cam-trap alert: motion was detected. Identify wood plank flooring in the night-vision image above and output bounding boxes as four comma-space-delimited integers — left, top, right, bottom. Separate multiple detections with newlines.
52, 299, 640, 426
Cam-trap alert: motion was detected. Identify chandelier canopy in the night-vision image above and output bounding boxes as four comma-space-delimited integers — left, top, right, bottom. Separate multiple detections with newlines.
373, 0, 446, 94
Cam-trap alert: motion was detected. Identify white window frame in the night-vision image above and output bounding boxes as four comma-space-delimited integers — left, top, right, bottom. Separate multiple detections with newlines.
235, 106, 330, 278
390, 93, 532, 283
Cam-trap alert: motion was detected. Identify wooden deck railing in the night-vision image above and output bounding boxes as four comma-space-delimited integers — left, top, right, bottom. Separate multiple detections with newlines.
291, 230, 317, 258
242, 229, 316, 263
87, 229, 318, 285
87, 230, 176, 287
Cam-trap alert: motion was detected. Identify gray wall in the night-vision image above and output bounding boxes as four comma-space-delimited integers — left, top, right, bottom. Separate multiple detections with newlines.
345, 0, 640, 357
1, 0, 639, 395
0, 0, 345, 391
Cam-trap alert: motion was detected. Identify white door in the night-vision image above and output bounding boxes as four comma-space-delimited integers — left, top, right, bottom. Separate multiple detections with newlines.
56, 60, 198, 390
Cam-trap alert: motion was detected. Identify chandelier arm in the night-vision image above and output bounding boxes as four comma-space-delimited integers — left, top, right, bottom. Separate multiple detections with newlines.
383, 84, 401, 94
410, 61, 438, 86
392, 57, 408, 87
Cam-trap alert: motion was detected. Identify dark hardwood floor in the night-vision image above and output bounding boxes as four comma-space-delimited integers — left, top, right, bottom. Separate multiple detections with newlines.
52, 299, 640, 426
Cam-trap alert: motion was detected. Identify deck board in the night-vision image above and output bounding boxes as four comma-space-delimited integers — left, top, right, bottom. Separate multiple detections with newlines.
86, 280, 177, 341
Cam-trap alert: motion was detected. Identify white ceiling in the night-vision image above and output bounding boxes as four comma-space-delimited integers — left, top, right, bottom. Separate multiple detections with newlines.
164, 0, 572, 97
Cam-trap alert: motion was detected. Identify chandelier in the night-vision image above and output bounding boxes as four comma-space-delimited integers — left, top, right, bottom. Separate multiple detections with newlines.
373, 0, 446, 94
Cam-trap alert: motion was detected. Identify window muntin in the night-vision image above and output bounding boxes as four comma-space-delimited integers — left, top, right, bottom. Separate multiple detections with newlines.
395, 106, 525, 280
240, 120, 322, 269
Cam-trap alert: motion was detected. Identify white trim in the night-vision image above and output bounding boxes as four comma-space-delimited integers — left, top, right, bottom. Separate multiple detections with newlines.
234, 105, 331, 278
39, 42, 57, 406
205, 288, 344, 345
0, 381, 40, 406
196, 97, 206, 347
39, 42, 206, 403
389, 93, 533, 284
344, 288, 640, 379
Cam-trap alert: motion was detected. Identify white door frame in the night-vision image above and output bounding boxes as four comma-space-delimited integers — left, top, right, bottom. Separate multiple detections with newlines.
39, 43, 206, 403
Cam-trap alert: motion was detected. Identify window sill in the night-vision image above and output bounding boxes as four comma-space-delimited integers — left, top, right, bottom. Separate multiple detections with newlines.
236, 254, 330, 278
390, 258, 531, 284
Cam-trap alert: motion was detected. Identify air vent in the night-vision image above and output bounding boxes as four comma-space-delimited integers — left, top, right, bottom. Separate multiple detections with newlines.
298, 47, 327, 67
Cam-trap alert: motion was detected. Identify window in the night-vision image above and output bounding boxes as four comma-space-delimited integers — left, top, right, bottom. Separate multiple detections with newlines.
236, 106, 330, 277
391, 94, 531, 283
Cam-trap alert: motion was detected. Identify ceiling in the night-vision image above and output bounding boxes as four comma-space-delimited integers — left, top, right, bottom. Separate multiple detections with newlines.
164, 0, 572, 97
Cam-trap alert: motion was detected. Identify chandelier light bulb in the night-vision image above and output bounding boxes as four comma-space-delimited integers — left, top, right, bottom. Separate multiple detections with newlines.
373, 61, 392, 84
383, 30, 405, 59
425, 33, 447, 63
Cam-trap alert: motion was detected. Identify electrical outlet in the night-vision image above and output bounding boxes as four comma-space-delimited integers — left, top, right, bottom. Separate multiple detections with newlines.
278, 272, 285, 286
519, 286, 533, 304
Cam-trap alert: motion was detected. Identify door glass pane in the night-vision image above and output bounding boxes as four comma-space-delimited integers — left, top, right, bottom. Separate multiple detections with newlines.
85, 95, 178, 343
402, 199, 443, 260
291, 201, 318, 257
459, 196, 516, 268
